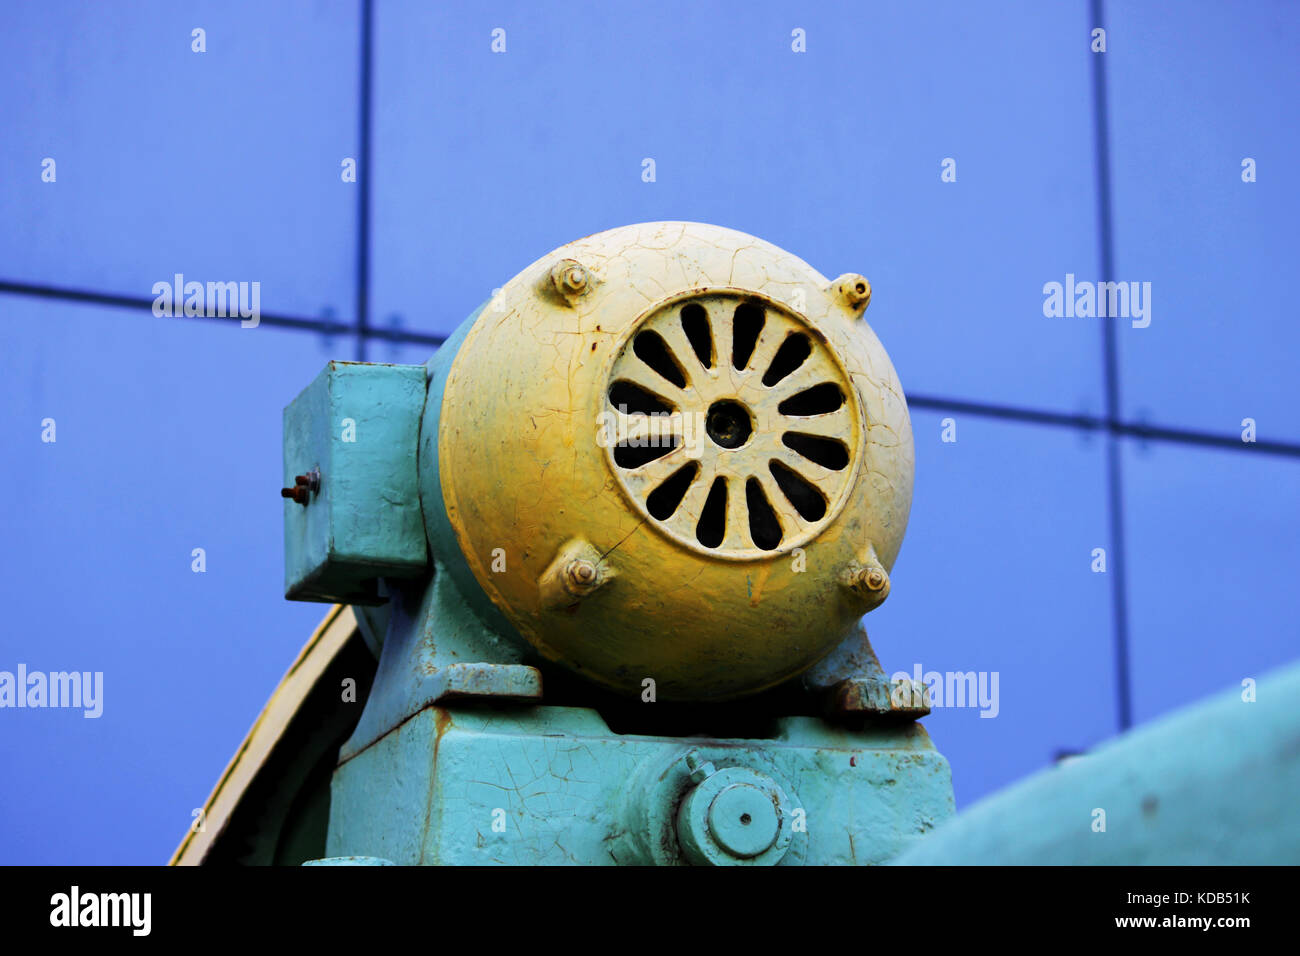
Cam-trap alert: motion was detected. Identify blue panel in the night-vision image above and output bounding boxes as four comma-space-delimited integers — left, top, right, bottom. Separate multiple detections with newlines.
0, 298, 338, 864
2, 0, 1293, 867
0, 0, 359, 319
1107, 1, 1300, 441
867, 411, 1116, 807
370, 0, 1104, 414
1122, 439, 1300, 725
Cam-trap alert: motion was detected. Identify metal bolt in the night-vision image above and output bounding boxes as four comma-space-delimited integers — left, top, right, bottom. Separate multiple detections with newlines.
550, 258, 591, 299
684, 749, 716, 784
281, 485, 308, 505
833, 273, 872, 313
845, 564, 889, 607
280, 467, 320, 506
563, 558, 600, 595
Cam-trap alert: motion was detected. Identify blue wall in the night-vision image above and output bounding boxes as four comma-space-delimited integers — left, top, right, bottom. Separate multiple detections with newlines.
1, 0, 1296, 864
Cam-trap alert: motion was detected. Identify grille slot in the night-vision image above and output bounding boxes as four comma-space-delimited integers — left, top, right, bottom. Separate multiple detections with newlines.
762, 334, 812, 386
632, 330, 688, 388
681, 302, 714, 368
695, 478, 728, 549
781, 432, 849, 471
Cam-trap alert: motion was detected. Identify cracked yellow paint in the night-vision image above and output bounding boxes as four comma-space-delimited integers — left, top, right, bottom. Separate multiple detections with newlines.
437, 222, 914, 701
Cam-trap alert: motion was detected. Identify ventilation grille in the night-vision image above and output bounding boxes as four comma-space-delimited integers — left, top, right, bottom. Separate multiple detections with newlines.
603, 293, 859, 558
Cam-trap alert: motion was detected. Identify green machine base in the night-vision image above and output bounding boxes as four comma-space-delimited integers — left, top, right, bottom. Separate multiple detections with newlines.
324, 704, 954, 866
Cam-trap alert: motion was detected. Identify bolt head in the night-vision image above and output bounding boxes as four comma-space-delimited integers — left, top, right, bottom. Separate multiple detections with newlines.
846, 565, 890, 606
550, 258, 591, 299
684, 750, 716, 784
563, 558, 600, 595
281, 485, 309, 506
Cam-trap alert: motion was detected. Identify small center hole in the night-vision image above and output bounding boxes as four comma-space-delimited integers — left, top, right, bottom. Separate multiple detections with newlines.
740, 813, 752, 825
706, 400, 752, 449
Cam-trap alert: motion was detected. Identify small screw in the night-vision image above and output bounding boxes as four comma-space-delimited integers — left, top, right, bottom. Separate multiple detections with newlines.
281, 467, 320, 507
684, 749, 716, 784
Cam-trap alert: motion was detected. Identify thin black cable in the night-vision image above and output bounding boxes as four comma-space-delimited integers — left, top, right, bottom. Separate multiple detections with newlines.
1089, 0, 1133, 732
0, 281, 448, 346
354, 0, 374, 362
907, 394, 1300, 459
6, 279, 1299, 460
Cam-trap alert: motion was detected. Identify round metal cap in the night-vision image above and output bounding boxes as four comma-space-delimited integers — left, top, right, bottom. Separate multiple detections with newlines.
676, 765, 794, 866
708, 783, 781, 858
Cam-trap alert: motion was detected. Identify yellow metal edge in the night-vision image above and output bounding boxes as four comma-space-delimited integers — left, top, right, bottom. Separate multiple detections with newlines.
168, 604, 358, 866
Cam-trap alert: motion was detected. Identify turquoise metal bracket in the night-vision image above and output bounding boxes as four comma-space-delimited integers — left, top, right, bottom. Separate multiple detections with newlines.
283, 361, 429, 605
339, 560, 542, 763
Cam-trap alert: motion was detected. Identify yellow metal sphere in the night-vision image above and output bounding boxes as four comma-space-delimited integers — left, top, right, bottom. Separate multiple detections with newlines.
436, 222, 913, 701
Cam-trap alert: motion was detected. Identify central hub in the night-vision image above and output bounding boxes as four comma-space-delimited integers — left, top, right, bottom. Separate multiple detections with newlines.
708, 783, 779, 857
706, 400, 752, 449
675, 763, 795, 865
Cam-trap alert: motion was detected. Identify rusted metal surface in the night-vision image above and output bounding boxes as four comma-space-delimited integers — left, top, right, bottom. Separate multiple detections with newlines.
828, 677, 932, 721
279, 470, 319, 506
800, 624, 929, 720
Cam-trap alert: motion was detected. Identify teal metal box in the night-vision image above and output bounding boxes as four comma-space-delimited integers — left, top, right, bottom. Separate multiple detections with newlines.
282, 361, 429, 605
326, 705, 954, 865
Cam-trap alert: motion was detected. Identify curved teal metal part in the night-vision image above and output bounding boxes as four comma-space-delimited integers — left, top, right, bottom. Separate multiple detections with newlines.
419, 302, 525, 644
891, 660, 1300, 865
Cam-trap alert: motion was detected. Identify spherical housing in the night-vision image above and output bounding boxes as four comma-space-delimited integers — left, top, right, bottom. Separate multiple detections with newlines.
430, 222, 913, 701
